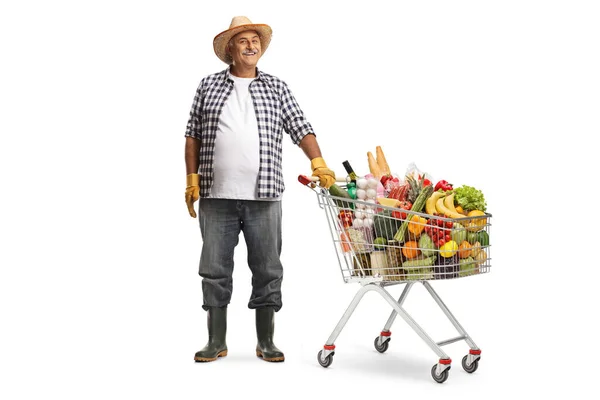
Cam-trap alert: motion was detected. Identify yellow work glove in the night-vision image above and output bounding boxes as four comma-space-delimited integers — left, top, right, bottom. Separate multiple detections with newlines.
185, 173, 200, 218
310, 157, 336, 189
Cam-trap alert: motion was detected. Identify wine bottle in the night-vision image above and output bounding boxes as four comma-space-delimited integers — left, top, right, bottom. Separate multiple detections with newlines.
342, 160, 358, 183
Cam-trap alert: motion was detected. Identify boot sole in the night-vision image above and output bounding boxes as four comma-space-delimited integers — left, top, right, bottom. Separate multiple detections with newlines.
256, 350, 285, 362
194, 350, 228, 362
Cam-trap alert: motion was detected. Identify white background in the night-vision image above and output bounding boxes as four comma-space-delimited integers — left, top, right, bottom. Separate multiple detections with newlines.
1, 0, 598, 398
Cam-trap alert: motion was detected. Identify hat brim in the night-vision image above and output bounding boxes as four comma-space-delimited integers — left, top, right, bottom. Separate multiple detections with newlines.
213, 24, 272, 65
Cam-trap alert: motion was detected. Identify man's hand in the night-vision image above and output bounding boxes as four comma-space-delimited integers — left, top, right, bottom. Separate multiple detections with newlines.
310, 157, 335, 189
185, 173, 200, 218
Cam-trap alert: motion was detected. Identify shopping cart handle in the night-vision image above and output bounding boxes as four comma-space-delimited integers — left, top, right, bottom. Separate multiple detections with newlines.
298, 175, 347, 184
298, 174, 315, 186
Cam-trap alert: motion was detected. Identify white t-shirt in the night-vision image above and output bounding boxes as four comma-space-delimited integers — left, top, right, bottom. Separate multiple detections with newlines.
208, 74, 279, 201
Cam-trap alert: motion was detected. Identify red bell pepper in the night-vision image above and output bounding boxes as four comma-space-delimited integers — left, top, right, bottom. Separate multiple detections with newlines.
434, 180, 453, 192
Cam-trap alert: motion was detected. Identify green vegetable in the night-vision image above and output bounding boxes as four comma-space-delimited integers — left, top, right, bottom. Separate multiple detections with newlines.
459, 257, 477, 277
454, 185, 487, 212
329, 184, 352, 208
405, 267, 434, 280
393, 184, 434, 242
418, 233, 436, 257
476, 231, 489, 246
402, 255, 437, 269
373, 210, 402, 241
374, 237, 387, 250
466, 231, 478, 244
450, 223, 467, 244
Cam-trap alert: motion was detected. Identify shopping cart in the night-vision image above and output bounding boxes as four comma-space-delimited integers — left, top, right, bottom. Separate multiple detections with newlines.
298, 175, 491, 383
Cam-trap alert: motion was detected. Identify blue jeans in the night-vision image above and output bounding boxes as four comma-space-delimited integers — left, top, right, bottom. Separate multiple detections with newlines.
198, 198, 283, 312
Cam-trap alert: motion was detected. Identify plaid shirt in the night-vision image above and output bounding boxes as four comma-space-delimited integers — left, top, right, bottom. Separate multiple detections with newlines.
185, 67, 314, 199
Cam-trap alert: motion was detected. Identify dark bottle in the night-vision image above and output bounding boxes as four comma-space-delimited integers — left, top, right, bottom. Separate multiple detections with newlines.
342, 160, 358, 183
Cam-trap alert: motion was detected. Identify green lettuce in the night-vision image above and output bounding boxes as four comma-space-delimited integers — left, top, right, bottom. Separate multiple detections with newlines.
454, 185, 487, 212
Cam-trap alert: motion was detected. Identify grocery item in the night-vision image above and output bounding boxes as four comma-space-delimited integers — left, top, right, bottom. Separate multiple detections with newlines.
405, 268, 434, 280
454, 185, 487, 212
370, 251, 389, 276
353, 253, 372, 276
356, 178, 368, 189
443, 193, 461, 216
435, 196, 464, 219
418, 233, 436, 257
402, 256, 437, 269
388, 182, 410, 201
346, 182, 357, 200
425, 191, 445, 215
393, 184, 434, 242
401, 241, 420, 259
347, 227, 374, 253
434, 253, 459, 279
376, 197, 401, 208
338, 210, 353, 229
373, 210, 402, 241
475, 249, 488, 265
470, 242, 482, 258
342, 160, 359, 182
458, 241, 472, 258
385, 240, 402, 267
439, 240, 459, 258
367, 152, 383, 178
375, 146, 391, 176
340, 231, 351, 252
466, 210, 487, 232
450, 223, 467, 243
476, 231, 489, 246
434, 180, 453, 192
373, 237, 387, 250
408, 215, 428, 236
329, 184, 352, 207
459, 257, 477, 277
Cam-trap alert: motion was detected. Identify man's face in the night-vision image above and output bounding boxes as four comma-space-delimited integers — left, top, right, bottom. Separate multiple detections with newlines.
228, 30, 262, 68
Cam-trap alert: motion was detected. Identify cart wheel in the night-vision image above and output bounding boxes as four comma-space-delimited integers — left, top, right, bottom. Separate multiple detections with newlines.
317, 350, 334, 368
431, 364, 450, 383
462, 355, 479, 373
373, 337, 389, 353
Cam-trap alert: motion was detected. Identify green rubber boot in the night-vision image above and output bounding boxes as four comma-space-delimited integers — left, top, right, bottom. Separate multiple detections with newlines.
194, 306, 227, 362
255, 307, 285, 362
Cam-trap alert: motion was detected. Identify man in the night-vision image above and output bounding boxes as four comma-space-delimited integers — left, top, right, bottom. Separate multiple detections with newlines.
184, 16, 335, 363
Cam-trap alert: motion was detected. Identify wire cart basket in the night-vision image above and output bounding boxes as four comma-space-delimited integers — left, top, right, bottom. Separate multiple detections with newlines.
298, 175, 491, 383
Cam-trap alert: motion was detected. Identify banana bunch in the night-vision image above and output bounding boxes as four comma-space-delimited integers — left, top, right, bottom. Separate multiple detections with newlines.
425, 191, 465, 219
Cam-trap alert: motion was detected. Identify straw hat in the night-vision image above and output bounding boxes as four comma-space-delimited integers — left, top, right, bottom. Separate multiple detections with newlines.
213, 16, 273, 64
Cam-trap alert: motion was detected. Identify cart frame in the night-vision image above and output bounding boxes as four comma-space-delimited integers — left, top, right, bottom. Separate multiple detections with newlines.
300, 176, 489, 383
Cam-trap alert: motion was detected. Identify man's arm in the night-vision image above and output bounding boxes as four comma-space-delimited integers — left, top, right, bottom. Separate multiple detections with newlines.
298, 133, 321, 160
185, 137, 201, 174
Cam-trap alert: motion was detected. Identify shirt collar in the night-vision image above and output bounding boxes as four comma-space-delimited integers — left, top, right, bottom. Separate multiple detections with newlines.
222, 66, 267, 83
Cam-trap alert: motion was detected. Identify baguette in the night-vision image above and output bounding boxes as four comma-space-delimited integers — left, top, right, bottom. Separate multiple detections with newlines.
367, 151, 383, 178
376, 146, 391, 175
